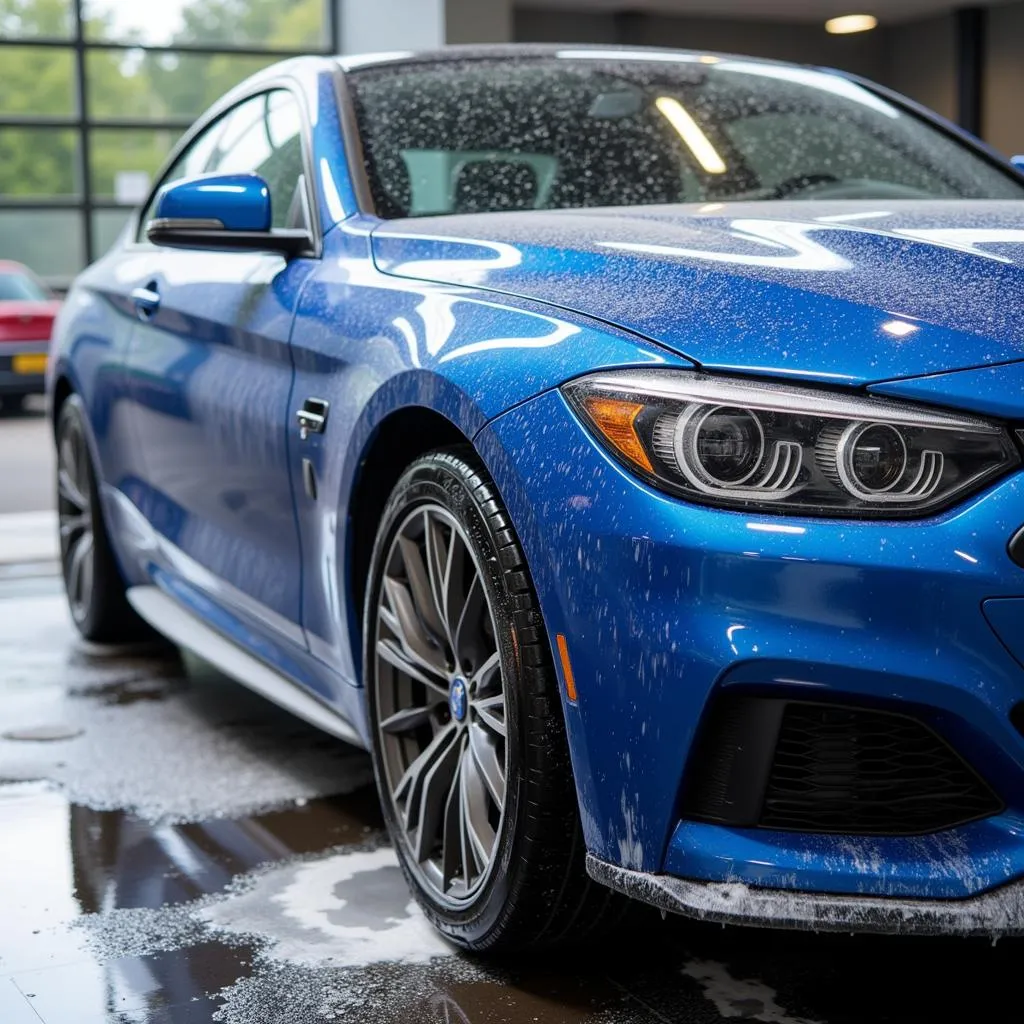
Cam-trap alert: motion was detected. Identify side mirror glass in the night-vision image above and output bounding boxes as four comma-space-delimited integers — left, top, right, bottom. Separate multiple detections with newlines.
146, 173, 311, 256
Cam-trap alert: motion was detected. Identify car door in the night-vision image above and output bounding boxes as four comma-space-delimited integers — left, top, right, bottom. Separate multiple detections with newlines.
121, 89, 318, 645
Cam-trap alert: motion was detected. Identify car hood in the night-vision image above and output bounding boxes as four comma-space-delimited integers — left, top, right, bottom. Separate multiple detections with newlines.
372, 201, 1024, 386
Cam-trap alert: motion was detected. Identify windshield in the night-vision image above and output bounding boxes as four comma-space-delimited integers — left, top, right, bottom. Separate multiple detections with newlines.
0, 270, 48, 302
348, 54, 1024, 218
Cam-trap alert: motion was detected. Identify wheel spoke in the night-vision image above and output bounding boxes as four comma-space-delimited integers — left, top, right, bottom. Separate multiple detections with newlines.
472, 694, 506, 739
66, 532, 93, 608
382, 577, 447, 673
59, 512, 89, 545
394, 722, 457, 826
453, 573, 485, 670
441, 744, 465, 889
469, 721, 505, 807
470, 650, 501, 695
460, 752, 494, 874
80, 537, 94, 606
413, 728, 463, 862
424, 511, 457, 648
379, 704, 437, 735
398, 530, 445, 641
58, 467, 88, 513
376, 638, 448, 699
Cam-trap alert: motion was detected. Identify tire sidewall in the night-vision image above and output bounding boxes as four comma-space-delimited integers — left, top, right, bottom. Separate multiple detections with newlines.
363, 453, 529, 946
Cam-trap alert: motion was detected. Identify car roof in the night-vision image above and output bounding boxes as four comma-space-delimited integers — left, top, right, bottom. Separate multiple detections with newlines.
0, 261, 31, 275
336, 42, 804, 74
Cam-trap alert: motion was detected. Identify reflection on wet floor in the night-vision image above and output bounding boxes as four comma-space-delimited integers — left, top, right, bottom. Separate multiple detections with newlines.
4, 580, 1024, 1022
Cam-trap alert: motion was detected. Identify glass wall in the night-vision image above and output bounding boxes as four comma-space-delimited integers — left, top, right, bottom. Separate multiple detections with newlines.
0, 0, 337, 284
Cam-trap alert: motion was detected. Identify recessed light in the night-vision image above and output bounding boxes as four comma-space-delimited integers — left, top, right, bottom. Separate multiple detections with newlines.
825, 14, 878, 34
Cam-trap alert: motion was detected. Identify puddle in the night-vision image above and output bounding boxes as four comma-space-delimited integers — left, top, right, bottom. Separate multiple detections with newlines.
7, 594, 1024, 1021
203, 847, 453, 967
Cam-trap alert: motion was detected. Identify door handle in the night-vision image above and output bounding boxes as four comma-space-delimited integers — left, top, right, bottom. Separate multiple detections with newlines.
131, 282, 161, 320
297, 397, 329, 439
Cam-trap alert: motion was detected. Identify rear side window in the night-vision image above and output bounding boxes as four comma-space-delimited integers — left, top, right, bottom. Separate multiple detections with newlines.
138, 90, 307, 241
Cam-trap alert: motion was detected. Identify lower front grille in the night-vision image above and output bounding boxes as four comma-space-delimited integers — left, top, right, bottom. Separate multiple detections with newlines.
683, 696, 1002, 836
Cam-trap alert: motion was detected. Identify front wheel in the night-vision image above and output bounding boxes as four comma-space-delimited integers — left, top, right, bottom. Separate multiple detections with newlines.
364, 447, 627, 952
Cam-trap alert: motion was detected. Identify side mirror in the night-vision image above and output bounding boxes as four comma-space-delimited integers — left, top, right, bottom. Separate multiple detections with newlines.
1011, 156, 1024, 174
146, 173, 312, 257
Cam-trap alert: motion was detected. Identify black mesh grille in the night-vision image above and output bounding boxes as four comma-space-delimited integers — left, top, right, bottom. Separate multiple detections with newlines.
682, 696, 1003, 836
760, 703, 1001, 834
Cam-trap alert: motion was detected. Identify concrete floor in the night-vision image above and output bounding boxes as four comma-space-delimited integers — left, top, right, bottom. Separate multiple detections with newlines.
1, 417, 1023, 1023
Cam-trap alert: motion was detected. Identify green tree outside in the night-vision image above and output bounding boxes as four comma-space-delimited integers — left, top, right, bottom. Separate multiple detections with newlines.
1, 0, 327, 201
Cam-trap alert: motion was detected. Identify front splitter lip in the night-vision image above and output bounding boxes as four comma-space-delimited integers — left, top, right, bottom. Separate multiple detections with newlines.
586, 855, 1024, 937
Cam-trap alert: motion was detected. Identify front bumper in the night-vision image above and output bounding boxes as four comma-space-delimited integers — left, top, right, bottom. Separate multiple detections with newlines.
587, 855, 1024, 936
478, 386, 1024, 917
0, 340, 48, 396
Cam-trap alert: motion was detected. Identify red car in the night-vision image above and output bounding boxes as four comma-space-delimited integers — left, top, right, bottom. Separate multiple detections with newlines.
0, 260, 60, 411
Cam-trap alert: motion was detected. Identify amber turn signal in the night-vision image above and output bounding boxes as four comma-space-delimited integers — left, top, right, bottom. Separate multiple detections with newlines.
555, 633, 578, 703
582, 396, 654, 473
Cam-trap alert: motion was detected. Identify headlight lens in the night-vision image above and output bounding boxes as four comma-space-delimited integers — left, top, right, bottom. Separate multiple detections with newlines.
564, 371, 1020, 517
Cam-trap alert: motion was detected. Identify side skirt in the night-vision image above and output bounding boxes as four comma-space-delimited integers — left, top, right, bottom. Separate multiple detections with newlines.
126, 584, 365, 749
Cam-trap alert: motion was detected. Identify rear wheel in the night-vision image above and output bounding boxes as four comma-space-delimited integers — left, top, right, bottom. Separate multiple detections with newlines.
364, 447, 627, 952
56, 395, 150, 643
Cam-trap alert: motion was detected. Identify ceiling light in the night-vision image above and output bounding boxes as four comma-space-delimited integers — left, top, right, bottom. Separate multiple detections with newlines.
655, 96, 727, 175
881, 319, 919, 337
825, 14, 878, 34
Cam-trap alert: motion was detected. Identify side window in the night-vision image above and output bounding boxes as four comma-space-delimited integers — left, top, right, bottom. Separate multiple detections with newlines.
209, 92, 307, 229
138, 89, 308, 242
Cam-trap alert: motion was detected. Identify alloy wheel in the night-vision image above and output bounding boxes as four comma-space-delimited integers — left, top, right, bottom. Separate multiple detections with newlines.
57, 414, 95, 624
374, 504, 508, 906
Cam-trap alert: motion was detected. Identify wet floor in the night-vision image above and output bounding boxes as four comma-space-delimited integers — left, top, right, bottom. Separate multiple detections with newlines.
2, 565, 1023, 1023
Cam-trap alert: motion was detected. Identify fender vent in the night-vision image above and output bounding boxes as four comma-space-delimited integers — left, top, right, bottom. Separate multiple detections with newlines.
684, 697, 1002, 836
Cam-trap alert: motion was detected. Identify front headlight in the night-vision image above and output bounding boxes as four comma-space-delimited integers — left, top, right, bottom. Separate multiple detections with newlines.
564, 371, 1020, 517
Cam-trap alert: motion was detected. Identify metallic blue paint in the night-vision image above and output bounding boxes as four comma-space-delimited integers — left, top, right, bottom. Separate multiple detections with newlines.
46, 51, 1024, 923
477, 389, 1024, 885
664, 814, 1024, 898
154, 173, 272, 232
870, 359, 1024, 421
983, 599, 1024, 673
373, 202, 1024, 384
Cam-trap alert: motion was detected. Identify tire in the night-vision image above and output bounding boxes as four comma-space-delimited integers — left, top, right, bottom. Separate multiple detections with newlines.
363, 446, 628, 952
56, 394, 151, 643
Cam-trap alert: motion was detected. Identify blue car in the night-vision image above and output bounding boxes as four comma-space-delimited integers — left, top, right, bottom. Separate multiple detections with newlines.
49, 44, 1024, 949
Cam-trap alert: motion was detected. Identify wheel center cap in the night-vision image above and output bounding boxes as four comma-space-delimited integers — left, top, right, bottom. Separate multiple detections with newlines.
449, 677, 468, 722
